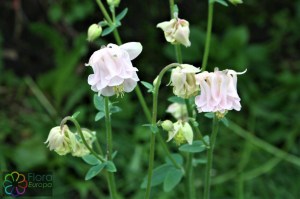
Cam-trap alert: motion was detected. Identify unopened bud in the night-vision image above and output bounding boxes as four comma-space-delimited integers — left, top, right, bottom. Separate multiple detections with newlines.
229, 0, 243, 5
161, 120, 174, 131
87, 24, 102, 42
107, 0, 120, 7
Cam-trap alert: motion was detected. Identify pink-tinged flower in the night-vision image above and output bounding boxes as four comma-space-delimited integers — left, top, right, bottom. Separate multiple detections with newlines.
195, 68, 246, 113
86, 42, 143, 97
157, 18, 191, 47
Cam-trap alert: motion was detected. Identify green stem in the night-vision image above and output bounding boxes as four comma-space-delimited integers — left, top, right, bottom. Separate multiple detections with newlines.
228, 120, 300, 167
169, 0, 175, 18
95, 0, 113, 24
201, 2, 214, 71
187, 153, 196, 199
135, 85, 152, 122
113, 30, 122, 45
104, 97, 118, 199
60, 116, 106, 162
175, 44, 183, 64
157, 134, 182, 170
145, 63, 180, 199
203, 114, 219, 199
95, 0, 122, 46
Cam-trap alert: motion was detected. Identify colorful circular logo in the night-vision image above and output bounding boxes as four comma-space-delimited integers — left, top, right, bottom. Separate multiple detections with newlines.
3, 171, 28, 197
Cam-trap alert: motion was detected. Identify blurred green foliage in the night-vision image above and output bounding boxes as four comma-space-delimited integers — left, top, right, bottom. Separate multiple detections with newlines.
0, 0, 300, 198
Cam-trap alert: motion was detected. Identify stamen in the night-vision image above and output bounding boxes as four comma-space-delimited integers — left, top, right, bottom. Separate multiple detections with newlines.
113, 84, 125, 98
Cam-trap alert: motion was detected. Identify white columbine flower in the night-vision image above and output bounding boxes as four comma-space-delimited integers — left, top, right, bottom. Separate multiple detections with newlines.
86, 42, 143, 97
171, 64, 200, 99
157, 18, 191, 47
44, 126, 76, 155
166, 120, 193, 145
195, 68, 246, 113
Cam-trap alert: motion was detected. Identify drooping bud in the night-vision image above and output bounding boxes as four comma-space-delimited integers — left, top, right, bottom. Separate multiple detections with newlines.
87, 24, 102, 42
71, 129, 96, 157
170, 64, 200, 99
157, 18, 191, 47
161, 120, 174, 131
44, 125, 76, 155
229, 0, 243, 5
107, 0, 120, 7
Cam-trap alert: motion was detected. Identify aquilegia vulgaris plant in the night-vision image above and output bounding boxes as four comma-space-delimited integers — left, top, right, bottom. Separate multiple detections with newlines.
44, 0, 250, 198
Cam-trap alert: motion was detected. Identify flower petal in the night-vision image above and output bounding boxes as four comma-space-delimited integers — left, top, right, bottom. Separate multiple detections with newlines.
120, 42, 143, 60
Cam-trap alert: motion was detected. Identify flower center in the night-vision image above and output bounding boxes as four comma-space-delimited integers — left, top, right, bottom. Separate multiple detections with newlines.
174, 130, 186, 145
113, 84, 125, 98
216, 111, 228, 119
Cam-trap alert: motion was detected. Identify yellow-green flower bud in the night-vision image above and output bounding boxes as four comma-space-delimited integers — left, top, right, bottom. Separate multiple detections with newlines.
87, 24, 102, 42
71, 129, 96, 157
161, 120, 174, 131
229, 0, 243, 5
153, 76, 159, 88
107, 0, 120, 7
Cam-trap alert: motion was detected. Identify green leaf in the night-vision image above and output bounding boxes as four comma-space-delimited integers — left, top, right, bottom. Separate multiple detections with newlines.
94, 94, 105, 111
193, 158, 207, 166
150, 125, 159, 134
210, 0, 228, 6
204, 112, 214, 119
142, 124, 159, 134
165, 153, 183, 165
110, 106, 122, 114
141, 81, 154, 93
105, 161, 117, 172
102, 25, 116, 36
116, 8, 128, 21
98, 20, 108, 27
112, 151, 118, 159
221, 117, 229, 127
168, 96, 185, 104
85, 163, 105, 180
141, 164, 173, 188
179, 140, 207, 153
163, 167, 183, 192
203, 135, 210, 145
71, 111, 80, 119
82, 154, 101, 165
95, 112, 105, 121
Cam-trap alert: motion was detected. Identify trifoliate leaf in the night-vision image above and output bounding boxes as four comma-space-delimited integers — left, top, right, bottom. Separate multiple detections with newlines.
163, 167, 183, 192
82, 154, 101, 165
116, 8, 128, 21
179, 140, 207, 153
95, 111, 105, 121
141, 81, 154, 93
85, 163, 106, 180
